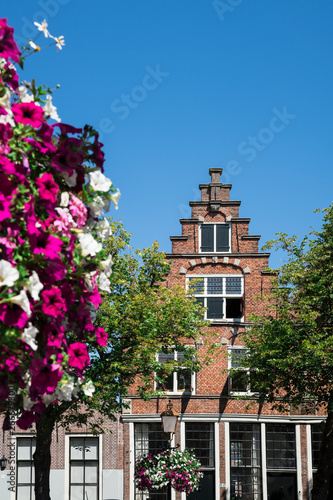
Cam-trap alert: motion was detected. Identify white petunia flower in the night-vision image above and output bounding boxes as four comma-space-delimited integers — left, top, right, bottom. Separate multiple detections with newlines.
21, 323, 38, 351
0, 260, 20, 287
34, 19, 50, 38
60, 192, 69, 207
62, 171, 77, 187
82, 380, 95, 397
23, 394, 34, 411
18, 85, 34, 103
43, 95, 61, 122
52, 35, 65, 50
42, 393, 57, 406
84, 272, 96, 292
0, 88, 12, 114
95, 218, 112, 240
73, 378, 83, 398
0, 114, 15, 127
100, 255, 113, 277
97, 273, 111, 293
26, 271, 43, 300
89, 171, 112, 192
88, 196, 104, 217
110, 188, 121, 210
77, 233, 102, 257
9, 289, 32, 316
55, 377, 74, 402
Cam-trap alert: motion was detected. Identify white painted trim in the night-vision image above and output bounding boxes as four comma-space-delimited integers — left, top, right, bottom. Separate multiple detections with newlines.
180, 421, 186, 500
225, 421, 230, 500
307, 424, 313, 500
296, 425, 302, 500
121, 413, 325, 424
261, 424, 267, 500
129, 422, 134, 500
98, 434, 103, 500
64, 434, 69, 500
214, 422, 220, 500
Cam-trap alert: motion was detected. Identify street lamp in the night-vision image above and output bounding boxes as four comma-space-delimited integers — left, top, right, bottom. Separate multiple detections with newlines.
0, 455, 7, 471
160, 400, 179, 443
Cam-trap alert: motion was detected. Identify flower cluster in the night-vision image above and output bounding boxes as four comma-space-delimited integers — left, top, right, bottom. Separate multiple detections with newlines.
135, 449, 203, 494
0, 19, 120, 429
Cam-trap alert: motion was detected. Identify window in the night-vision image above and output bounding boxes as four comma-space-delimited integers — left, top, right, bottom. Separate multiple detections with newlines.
135, 423, 170, 500
228, 348, 257, 395
311, 423, 323, 471
266, 424, 297, 500
186, 423, 215, 500
16, 437, 36, 500
230, 423, 261, 500
199, 223, 230, 253
69, 437, 99, 500
155, 350, 195, 393
188, 275, 244, 322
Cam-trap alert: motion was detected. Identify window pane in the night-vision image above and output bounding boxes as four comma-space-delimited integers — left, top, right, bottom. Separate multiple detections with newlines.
226, 298, 242, 318
185, 423, 214, 467
85, 463, 98, 484
231, 349, 246, 368
70, 485, 83, 500
17, 463, 32, 484
70, 439, 85, 460
207, 277, 223, 294
177, 369, 191, 391
216, 224, 230, 252
267, 472, 297, 500
17, 439, 33, 460
85, 439, 98, 460
207, 297, 223, 319
71, 463, 84, 484
266, 424, 296, 469
85, 486, 98, 500
158, 352, 175, 363
231, 370, 249, 393
187, 470, 215, 500
189, 277, 204, 294
17, 485, 32, 500
226, 277, 242, 294
312, 423, 324, 470
200, 225, 214, 252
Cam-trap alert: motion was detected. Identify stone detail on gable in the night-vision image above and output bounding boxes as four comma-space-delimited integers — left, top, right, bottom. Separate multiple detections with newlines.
201, 257, 207, 264
234, 258, 240, 266
223, 257, 229, 264
243, 266, 251, 274
212, 256, 218, 263
189, 259, 196, 267
179, 266, 187, 274
178, 258, 251, 275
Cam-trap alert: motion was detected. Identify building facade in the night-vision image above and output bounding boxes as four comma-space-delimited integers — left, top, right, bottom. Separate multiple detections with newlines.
122, 169, 325, 500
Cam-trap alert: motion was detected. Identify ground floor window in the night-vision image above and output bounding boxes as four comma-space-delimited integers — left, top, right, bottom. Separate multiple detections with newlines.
16, 437, 36, 500
134, 423, 170, 500
230, 423, 261, 500
69, 436, 99, 500
186, 422, 215, 500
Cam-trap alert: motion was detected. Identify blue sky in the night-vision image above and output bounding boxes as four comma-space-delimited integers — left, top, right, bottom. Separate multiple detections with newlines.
3, 1, 333, 268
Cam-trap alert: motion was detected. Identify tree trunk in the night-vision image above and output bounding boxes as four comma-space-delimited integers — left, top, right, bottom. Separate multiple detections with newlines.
312, 411, 333, 500
33, 407, 56, 500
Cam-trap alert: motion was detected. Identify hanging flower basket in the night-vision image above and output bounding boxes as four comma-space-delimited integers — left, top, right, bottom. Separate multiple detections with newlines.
135, 448, 203, 494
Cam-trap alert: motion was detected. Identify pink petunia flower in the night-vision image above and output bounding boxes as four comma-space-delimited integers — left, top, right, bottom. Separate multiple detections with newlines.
16, 411, 39, 430
0, 18, 21, 63
0, 193, 12, 221
41, 287, 66, 318
36, 172, 60, 204
69, 193, 87, 228
31, 231, 63, 260
95, 327, 108, 347
12, 101, 44, 128
68, 342, 90, 375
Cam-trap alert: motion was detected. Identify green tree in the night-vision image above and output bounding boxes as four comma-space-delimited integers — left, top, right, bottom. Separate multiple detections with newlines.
241, 205, 333, 500
24, 220, 212, 500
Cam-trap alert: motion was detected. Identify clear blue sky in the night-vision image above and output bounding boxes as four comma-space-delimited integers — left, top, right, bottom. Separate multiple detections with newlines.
3, 1, 333, 268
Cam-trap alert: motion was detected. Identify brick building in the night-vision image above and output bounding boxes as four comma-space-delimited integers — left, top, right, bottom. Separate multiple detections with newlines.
121, 169, 325, 500
0, 169, 326, 500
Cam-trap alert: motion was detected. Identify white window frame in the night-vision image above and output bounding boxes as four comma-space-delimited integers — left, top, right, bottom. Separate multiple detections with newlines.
14, 435, 36, 500
199, 222, 231, 253
188, 274, 244, 323
154, 349, 196, 395
228, 346, 257, 396
65, 434, 102, 500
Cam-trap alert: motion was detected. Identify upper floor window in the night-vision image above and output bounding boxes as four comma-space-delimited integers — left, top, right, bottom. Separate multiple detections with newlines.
228, 347, 257, 395
199, 223, 230, 253
155, 350, 195, 394
188, 275, 244, 322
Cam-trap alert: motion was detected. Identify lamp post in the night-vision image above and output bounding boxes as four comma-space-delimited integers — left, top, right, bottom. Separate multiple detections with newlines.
160, 400, 179, 447
0, 455, 7, 471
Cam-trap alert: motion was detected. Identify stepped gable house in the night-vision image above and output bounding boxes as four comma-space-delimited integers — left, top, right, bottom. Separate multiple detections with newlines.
122, 168, 325, 500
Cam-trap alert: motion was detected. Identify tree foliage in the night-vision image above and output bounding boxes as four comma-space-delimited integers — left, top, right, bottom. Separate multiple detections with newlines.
241, 205, 333, 499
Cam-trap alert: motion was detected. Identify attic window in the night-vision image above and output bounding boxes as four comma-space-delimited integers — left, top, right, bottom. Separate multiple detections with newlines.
199, 224, 230, 253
